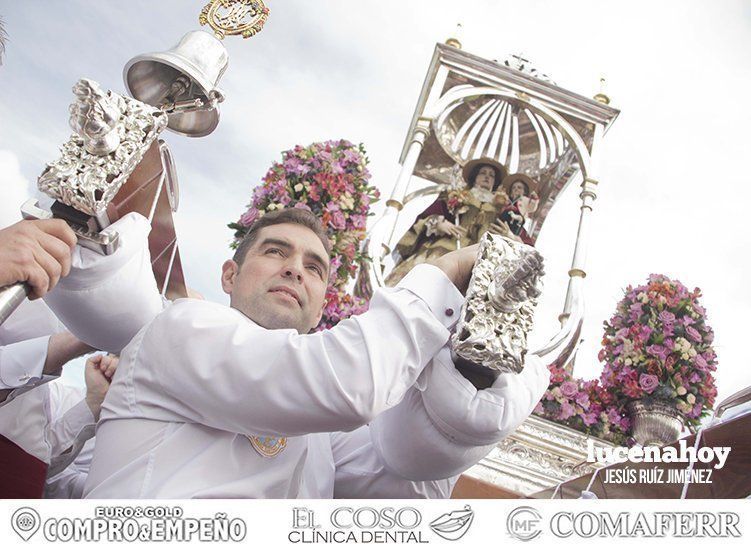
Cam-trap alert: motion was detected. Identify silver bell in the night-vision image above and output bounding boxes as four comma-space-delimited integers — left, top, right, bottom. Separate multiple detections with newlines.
123, 30, 229, 137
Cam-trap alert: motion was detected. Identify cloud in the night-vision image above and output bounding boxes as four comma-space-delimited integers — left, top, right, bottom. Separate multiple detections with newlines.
0, 149, 33, 228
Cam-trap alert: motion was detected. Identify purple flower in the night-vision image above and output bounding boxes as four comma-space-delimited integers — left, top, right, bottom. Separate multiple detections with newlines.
686, 326, 702, 343
558, 401, 576, 420
350, 214, 367, 230
646, 344, 669, 361
330, 210, 346, 230
629, 303, 644, 319
560, 381, 578, 398
694, 353, 708, 371
639, 373, 659, 394
581, 412, 598, 426
659, 311, 676, 324
239, 208, 259, 226
575, 391, 590, 409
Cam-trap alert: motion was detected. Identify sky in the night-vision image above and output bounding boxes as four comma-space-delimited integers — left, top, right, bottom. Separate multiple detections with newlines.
0, 1, 749, 405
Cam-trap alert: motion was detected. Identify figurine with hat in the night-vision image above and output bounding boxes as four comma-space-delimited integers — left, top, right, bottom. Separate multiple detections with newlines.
386, 157, 519, 285
497, 172, 539, 245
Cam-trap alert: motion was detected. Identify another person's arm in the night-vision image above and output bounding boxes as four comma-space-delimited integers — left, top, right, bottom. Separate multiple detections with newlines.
367, 346, 550, 481
44, 213, 165, 353
46, 354, 117, 477
0, 331, 91, 405
330, 426, 458, 499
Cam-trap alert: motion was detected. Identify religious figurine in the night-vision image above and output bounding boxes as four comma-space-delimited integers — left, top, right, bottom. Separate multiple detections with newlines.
385, 157, 510, 286
497, 173, 539, 246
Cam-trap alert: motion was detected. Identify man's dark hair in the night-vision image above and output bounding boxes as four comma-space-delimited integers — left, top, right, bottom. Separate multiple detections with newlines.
233, 208, 332, 266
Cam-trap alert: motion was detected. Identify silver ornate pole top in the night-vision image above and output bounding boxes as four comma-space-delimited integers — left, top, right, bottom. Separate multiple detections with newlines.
38, 79, 168, 216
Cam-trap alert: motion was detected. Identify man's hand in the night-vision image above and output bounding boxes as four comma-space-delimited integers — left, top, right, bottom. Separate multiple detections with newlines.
0, 219, 77, 299
433, 244, 479, 294
84, 353, 118, 420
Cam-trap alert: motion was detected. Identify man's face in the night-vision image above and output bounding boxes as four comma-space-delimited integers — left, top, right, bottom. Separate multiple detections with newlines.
221, 223, 329, 333
474, 165, 496, 191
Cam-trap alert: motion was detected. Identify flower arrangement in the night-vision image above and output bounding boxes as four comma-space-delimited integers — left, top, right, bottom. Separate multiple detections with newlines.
228, 139, 380, 330
534, 364, 630, 445
535, 274, 717, 444
598, 274, 718, 428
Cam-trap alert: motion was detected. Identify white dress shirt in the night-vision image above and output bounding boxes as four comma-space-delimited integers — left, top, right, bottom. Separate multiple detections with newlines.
0, 300, 96, 470
45, 213, 550, 499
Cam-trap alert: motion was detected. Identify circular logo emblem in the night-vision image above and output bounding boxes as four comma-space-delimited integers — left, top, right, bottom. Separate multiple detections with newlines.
507, 506, 542, 541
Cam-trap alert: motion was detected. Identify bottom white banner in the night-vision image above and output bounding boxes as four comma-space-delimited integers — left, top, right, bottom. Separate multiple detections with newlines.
0, 499, 747, 544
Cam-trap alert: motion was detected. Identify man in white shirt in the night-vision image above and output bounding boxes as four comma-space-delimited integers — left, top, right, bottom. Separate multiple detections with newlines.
46, 209, 550, 498
0, 300, 108, 498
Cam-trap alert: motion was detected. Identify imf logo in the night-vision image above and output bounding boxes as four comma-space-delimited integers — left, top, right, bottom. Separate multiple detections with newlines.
506, 506, 542, 541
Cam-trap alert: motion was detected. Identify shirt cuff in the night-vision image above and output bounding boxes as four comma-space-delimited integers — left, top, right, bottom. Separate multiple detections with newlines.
0, 336, 50, 388
396, 264, 464, 329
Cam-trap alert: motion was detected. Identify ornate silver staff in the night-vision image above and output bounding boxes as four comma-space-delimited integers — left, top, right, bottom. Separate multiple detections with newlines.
450, 232, 545, 388
0, 30, 229, 325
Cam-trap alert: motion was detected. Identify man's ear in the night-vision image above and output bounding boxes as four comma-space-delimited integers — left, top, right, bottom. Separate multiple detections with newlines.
221, 260, 239, 295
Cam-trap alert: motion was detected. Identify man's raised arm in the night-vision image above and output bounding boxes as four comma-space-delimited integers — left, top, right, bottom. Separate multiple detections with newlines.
122, 262, 466, 437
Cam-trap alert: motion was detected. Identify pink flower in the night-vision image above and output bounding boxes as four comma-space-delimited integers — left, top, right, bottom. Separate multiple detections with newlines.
639, 373, 659, 394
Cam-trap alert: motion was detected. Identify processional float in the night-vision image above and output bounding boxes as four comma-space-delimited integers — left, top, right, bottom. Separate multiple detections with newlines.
0, 0, 270, 325
362, 37, 622, 496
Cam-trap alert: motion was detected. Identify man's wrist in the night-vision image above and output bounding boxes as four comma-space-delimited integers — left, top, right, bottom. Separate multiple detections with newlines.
85, 394, 104, 421
44, 332, 94, 374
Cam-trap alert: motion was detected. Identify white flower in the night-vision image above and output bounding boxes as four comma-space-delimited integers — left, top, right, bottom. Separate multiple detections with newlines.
340, 194, 355, 210
676, 386, 687, 395
687, 393, 696, 404
294, 183, 304, 192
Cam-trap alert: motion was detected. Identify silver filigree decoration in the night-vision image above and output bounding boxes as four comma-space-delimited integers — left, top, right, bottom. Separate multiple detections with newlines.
451, 233, 544, 374
38, 79, 168, 216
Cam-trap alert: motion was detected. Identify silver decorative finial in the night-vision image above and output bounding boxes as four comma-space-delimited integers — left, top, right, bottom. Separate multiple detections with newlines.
69, 79, 122, 156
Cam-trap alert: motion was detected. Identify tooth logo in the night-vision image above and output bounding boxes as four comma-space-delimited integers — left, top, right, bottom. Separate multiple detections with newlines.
429, 505, 474, 541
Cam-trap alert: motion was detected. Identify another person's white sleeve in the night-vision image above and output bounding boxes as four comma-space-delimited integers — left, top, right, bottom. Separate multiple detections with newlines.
330, 426, 457, 499
45, 381, 96, 477
45, 435, 95, 499
44, 213, 165, 353
368, 346, 551, 480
